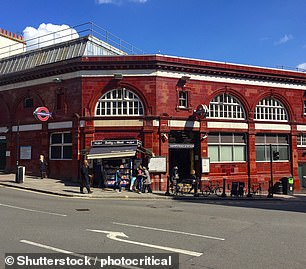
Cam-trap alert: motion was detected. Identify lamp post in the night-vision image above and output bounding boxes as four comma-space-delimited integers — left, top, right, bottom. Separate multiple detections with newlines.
268, 144, 274, 198
15, 120, 20, 182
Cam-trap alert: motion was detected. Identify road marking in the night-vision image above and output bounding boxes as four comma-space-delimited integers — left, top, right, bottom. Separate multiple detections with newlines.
87, 229, 203, 257
0, 203, 67, 217
20, 240, 143, 269
20, 240, 75, 254
113, 222, 225, 241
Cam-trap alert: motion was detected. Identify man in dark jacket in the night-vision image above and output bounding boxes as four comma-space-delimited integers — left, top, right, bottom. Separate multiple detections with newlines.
80, 160, 93, 194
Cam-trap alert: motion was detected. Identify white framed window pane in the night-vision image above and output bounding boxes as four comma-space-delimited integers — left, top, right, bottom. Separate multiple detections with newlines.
278, 145, 289, 160
208, 145, 219, 162
51, 146, 62, 159
256, 145, 265, 161
96, 88, 144, 116
220, 145, 232, 162
234, 146, 245, 161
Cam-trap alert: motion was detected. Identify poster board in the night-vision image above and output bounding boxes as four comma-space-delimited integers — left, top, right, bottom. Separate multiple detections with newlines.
201, 157, 210, 173
148, 157, 167, 172
20, 146, 32, 160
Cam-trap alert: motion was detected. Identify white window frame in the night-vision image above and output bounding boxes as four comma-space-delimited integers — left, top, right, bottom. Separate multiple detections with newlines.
304, 101, 306, 115
178, 90, 188, 108
95, 87, 144, 116
49, 132, 72, 160
255, 134, 289, 161
208, 93, 245, 120
208, 133, 247, 163
254, 98, 288, 122
297, 134, 306, 147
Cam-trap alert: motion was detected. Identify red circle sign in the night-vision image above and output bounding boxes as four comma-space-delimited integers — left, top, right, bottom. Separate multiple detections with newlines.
33, 107, 51, 122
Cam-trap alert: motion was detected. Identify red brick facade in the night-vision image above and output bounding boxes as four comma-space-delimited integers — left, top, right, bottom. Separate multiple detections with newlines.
1, 55, 306, 191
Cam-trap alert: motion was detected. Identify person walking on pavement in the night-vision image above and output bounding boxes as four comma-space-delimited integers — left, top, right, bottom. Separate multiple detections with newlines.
80, 159, 93, 194
39, 154, 48, 179
142, 166, 152, 193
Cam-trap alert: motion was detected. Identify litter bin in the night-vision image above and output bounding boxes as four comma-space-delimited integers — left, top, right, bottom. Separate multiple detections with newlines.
280, 177, 294, 195
231, 182, 238, 196
287, 177, 294, 195
273, 181, 283, 194
280, 177, 288, 195
302, 176, 306, 188
238, 182, 245, 197
15, 166, 25, 183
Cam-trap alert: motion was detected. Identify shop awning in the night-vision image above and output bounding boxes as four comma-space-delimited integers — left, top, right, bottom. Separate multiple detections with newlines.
87, 145, 138, 159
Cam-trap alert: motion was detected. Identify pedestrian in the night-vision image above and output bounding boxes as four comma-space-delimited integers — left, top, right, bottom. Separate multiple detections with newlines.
136, 165, 143, 193
80, 159, 93, 194
142, 166, 152, 193
113, 165, 123, 192
98, 163, 107, 189
39, 154, 48, 179
189, 169, 200, 196
170, 166, 179, 193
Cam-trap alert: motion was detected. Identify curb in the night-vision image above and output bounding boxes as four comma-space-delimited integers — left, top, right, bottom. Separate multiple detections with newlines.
0, 182, 292, 201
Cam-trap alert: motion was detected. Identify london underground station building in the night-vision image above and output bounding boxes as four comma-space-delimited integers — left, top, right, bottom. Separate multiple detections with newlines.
1, 25, 306, 191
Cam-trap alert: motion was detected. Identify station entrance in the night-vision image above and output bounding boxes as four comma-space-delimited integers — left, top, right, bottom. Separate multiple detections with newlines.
168, 131, 199, 179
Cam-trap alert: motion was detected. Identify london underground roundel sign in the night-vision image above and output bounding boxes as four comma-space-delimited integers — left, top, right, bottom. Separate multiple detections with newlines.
33, 107, 52, 122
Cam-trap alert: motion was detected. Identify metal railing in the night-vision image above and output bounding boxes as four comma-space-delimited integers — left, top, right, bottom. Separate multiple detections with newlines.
0, 22, 144, 58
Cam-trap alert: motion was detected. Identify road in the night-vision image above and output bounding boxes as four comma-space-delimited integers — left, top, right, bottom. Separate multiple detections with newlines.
1, 185, 306, 269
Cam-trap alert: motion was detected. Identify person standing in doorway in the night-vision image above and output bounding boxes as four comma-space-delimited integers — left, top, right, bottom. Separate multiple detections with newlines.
39, 154, 48, 179
80, 159, 93, 194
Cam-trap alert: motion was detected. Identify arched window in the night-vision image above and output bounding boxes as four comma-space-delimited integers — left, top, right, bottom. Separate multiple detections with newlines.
95, 88, 144, 116
208, 93, 245, 120
254, 98, 288, 122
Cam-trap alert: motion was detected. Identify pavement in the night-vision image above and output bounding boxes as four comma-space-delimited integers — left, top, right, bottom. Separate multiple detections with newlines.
1, 172, 306, 200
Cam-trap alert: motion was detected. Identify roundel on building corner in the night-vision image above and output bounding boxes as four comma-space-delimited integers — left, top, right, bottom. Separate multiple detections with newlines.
33, 107, 52, 122
194, 104, 209, 120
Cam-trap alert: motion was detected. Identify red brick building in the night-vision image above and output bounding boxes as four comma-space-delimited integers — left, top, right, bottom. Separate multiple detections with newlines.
1, 27, 306, 191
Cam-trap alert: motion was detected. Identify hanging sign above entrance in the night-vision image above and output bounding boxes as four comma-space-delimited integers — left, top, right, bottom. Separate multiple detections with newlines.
33, 107, 52, 122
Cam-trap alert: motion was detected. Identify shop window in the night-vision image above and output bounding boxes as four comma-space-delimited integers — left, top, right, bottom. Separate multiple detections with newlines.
96, 88, 144, 116
208, 133, 246, 162
297, 134, 306, 147
208, 93, 245, 120
23, 97, 33, 108
255, 134, 289, 161
254, 98, 288, 122
50, 132, 72, 160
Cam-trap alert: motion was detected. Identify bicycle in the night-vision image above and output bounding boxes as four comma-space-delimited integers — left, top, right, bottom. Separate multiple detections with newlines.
170, 179, 192, 196
250, 182, 262, 196
201, 180, 223, 197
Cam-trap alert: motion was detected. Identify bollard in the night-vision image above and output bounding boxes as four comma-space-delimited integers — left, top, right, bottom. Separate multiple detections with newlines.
221, 177, 227, 197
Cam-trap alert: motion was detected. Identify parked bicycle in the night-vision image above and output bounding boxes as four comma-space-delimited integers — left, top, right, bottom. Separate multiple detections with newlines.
170, 179, 192, 196
201, 180, 223, 197
250, 182, 262, 196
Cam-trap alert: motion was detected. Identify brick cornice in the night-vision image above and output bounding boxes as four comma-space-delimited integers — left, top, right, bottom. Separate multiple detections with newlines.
1, 54, 306, 86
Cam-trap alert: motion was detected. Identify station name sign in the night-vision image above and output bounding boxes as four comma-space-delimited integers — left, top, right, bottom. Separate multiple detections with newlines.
92, 139, 141, 147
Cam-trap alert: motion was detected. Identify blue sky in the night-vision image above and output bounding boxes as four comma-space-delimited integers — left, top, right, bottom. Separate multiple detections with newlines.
2, 0, 306, 70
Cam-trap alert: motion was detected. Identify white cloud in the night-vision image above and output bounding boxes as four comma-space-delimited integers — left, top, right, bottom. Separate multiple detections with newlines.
96, 0, 147, 5
297, 63, 306, 71
274, 34, 293, 45
23, 23, 79, 51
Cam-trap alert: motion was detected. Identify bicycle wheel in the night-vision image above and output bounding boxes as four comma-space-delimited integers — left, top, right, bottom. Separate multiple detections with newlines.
202, 187, 211, 197
215, 187, 223, 197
